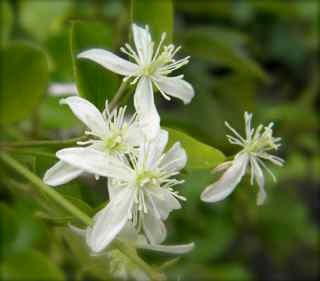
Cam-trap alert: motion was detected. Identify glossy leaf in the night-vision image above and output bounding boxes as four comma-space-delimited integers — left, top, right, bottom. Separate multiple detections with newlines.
131, 0, 174, 44
166, 127, 225, 171
70, 21, 118, 111
0, 0, 13, 46
181, 27, 269, 81
0, 42, 48, 124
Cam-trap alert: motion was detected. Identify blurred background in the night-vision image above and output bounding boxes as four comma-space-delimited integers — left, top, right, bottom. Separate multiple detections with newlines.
0, 0, 319, 280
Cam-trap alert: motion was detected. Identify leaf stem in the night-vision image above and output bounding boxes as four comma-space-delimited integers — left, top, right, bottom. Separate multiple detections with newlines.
0, 136, 86, 149
0, 152, 92, 226
109, 79, 129, 111
0, 152, 164, 280
114, 241, 166, 281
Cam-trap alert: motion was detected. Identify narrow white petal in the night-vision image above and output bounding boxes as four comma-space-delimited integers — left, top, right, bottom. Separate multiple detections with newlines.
145, 130, 168, 169
147, 187, 181, 220
200, 153, 249, 203
134, 77, 160, 140
154, 76, 194, 104
142, 214, 167, 244
77, 49, 138, 76
137, 242, 194, 255
132, 24, 152, 63
251, 158, 267, 205
57, 147, 133, 181
43, 160, 83, 186
69, 224, 86, 237
160, 142, 187, 173
60, 96, 107, 137
86, 187, 134, 252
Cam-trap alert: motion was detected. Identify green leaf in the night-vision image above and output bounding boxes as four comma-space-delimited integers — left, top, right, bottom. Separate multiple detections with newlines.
0, 41, 48, 124
166, 127, 225, 171
181, 27, 269, 81
0, 250, 65, 281
131, 0, 174, 44
70, 21, 118, 111
0, 0, 13, 46
20, 0, 71, 42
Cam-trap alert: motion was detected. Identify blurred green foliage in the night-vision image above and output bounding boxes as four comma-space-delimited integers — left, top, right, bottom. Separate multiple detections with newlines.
0, 0, 319, 280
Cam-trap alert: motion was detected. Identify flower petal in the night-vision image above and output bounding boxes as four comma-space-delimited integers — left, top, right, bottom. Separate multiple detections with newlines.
134, 77, 160, 140
43, 160, 83, 186
57, 147, 133, 181
142, 214, 167, 244
137, 242, 194, 255
86, 187, 134, 252
77, 48, 138, 76
251, 158, 267, 205
143, 130, 168, 169
147, 187, 181, 220
132, 24, 152, 64
160, 142, 187, 173
60, 96, 107, 137
154, 76, 194, 104
200, 153, 249, 203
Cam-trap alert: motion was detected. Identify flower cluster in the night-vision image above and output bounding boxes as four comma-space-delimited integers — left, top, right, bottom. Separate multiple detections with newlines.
44, 24, 195, 260
44, 23, 284, 280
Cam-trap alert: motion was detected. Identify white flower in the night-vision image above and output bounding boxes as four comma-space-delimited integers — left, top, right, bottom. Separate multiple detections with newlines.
70, 222, 193, 281
43, 96, 142, 186
57, 130, 187, 252
201, 112, 284, 205
77, 24, 195, 139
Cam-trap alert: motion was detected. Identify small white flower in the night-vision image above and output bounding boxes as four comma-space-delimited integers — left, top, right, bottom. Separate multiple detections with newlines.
43, 96, 142, 186
57, 130, 187, 252
201, 112, 284, 205
77, 24, 195, 139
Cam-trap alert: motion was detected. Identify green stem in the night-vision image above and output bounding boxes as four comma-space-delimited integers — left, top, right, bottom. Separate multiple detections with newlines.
109, 79, 129, 111
0, 136, 86, 149
0, 152, 163, 280
114, 241, 166, 281
0, 152, 92, 226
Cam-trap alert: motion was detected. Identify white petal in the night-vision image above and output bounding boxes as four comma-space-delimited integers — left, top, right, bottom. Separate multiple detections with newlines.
86, 187, 134, 252
154, 76, 194, 104
134, 77, 160, 140
137, 242, 194, 255
200, 153, 249, 203
117, 222, 139, 242
251, 158, 267, 205
69, 224, 86, 237
143, 130, 168, 169
160, 142, 187, 173
60, 96, 107, 137
142, 214, 167, 244
132, 24, 152, 64
43, 160, 83, 186
77, 48, 138, 76
57, 147, 133, 181
147, 187, 181, 220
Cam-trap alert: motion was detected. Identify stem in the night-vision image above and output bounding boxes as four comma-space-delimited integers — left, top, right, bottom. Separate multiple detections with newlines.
0, 152, 164, 280
109, 79, 129, 111
114, 241, 166, 281
0, 136, 86, 149
0, 152, 92, 226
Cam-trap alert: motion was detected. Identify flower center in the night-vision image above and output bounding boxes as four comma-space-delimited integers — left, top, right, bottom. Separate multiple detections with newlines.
245, 125, 280, 154
104, 125, 128, 152
135, 170, 160, 189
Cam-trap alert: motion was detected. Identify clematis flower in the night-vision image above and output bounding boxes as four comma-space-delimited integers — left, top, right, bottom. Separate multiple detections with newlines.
43, 96, 142, 186
57, 130, 187, 252
201, 112, 284, 205
77, 24, 195, 139
70, 222, 194, 281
